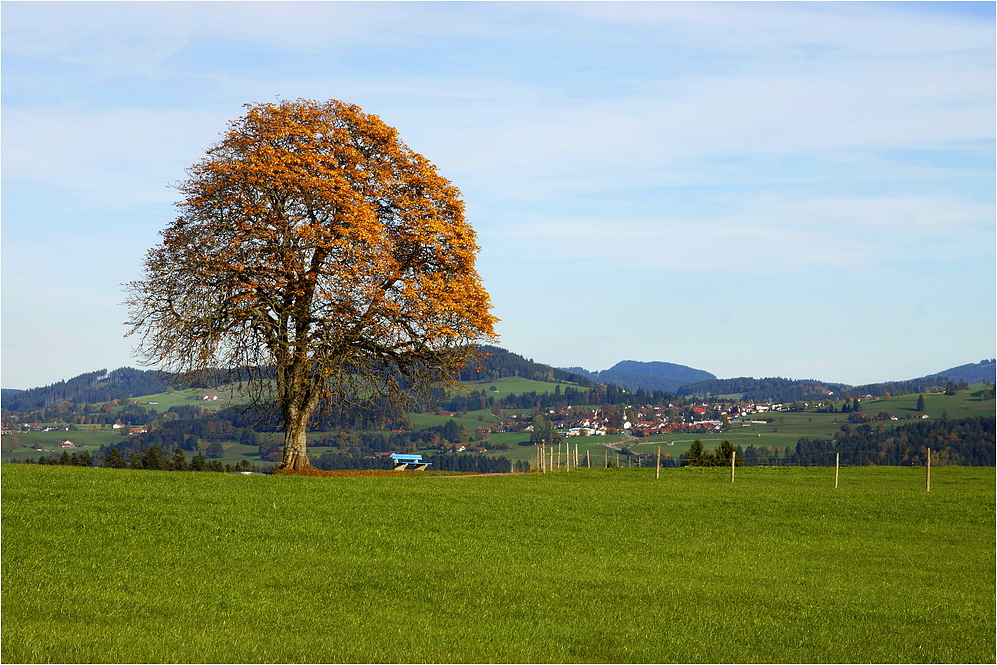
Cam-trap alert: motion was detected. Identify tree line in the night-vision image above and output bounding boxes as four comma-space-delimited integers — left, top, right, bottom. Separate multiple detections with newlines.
12, 446, 261, 473
674, 376, 967, 403
787, 416, 994, 467
434, 383, 686, 415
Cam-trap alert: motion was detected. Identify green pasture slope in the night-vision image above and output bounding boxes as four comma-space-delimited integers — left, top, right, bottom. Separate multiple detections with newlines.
124, 384, 244, 413
3, 465, 994, 663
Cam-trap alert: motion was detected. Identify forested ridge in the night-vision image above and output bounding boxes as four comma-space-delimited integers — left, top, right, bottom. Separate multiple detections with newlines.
7, 356, 992, 412
458, 346, 597, 387
3, 347, 594, 413
2, 368, 167, 412
674, 375, 985, 402
677, 377, 841, 401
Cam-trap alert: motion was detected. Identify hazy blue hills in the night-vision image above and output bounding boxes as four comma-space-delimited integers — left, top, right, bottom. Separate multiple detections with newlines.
3, 355, 993, 414
564, 360, 716, 394
564, 359, 995, 401
1, 348, 597, 413
920, 360, 995, 385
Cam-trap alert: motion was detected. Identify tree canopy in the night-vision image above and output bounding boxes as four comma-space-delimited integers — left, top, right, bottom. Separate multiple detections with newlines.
125, 99, 497, 470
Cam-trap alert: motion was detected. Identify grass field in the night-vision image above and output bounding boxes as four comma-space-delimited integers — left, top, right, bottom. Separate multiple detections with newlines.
1, 429, 123, 460
3, 464, 993, 663
125, 384, 244, 413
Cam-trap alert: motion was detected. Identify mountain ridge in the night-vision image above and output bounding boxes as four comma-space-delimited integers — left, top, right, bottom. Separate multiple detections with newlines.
563, 360, 716, 394
3, 354, 993, 412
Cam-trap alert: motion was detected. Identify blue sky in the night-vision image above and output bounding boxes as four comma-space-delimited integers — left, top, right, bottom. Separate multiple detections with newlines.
2, 1, 994, 390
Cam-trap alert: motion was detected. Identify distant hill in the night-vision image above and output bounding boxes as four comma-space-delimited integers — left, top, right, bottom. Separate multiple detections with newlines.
674, 363, 996, 403
920, 360, 995, 385
844, 360, 996, 400
5, 355, 991, 414
676, 377, 842, 402
1, 348, 593, 415
1, 368, 168, 412
564, 360, 715, 393
458, 346, 597, 387
568, 358, 995, 401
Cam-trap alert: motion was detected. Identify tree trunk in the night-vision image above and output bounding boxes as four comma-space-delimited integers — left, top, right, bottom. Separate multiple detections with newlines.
278, 405, 317, 472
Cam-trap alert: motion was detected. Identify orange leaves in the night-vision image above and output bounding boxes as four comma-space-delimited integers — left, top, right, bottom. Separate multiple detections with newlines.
128, 98, 497, 447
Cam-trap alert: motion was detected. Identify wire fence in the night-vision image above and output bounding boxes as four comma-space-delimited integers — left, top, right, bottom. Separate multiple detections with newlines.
530, 443, 942, 491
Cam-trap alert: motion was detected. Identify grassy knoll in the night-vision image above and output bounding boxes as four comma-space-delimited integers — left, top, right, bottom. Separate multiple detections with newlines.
405, 407, 505, 432
858, 386, 995, 420
3, 465, 993, 663
126, 385, 244, 413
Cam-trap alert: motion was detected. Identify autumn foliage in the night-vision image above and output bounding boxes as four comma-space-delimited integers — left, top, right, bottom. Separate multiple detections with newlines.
126, 99, 497, 471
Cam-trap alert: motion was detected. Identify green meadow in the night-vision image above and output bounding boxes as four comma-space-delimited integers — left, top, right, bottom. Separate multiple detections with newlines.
125, 384, 245, 413
3, 464, 993, 663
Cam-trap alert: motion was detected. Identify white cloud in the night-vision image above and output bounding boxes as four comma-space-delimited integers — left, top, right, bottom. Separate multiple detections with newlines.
430, 66, 992, 181
3, 107, 236, 204
491, 193, 994, 275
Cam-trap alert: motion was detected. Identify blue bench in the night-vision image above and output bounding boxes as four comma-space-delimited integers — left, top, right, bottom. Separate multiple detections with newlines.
389, 453, 432, 471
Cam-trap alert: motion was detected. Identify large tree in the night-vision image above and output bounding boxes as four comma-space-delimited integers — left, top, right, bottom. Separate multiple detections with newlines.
125, 99, 497, 471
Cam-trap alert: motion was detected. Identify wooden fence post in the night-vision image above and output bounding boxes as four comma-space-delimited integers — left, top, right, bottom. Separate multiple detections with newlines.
926, 447, 931, 492
730, 449, 735, 483
586, 449, 591, 468
656, 446, 661, 480
834, 452, 839, 488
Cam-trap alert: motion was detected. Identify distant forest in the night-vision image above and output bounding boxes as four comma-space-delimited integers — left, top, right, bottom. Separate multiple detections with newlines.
6, 353, 994, 415
733, 416, 995, 467
456, 346, 597, 387
676, 377, 840, 401
674, 376, 963, 402
2, 368, 167, 412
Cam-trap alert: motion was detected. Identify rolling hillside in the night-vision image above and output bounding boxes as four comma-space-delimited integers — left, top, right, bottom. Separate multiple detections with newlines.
5, 355, 993, 414
565, 360, 715, 393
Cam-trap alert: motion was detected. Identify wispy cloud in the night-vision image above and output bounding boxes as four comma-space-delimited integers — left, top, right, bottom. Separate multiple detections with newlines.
489, 191, 993, 277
